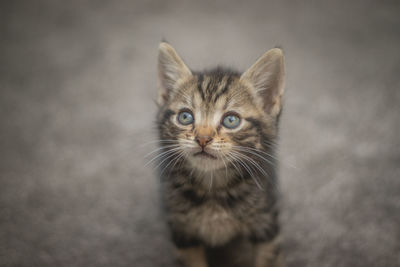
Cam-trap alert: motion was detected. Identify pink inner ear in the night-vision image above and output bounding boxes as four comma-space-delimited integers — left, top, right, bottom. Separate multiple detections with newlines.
157, 42, 192, 106
240, 49, 285, 117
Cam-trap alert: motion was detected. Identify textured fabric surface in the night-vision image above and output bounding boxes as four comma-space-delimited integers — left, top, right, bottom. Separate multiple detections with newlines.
0, 1, 399, 266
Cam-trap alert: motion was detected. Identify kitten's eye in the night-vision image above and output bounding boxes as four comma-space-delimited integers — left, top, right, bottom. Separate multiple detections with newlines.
177, 111, 194, 125
222, 114, 240, 129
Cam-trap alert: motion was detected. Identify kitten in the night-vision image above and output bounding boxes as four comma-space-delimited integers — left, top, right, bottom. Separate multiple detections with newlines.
156, 42, 285, 267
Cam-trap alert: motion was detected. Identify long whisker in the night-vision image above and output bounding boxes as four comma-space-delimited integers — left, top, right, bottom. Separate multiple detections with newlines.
154, 149, 182, 170
230, 150, 268, 177
145, 147, 182, 166
233, 145, 297, 170
227, 152, 248, 175
224, 153, 243, 180
228, 152, 264, 190
144, 144, 181, 158
232, 145, 276, 163
232, 149, 277, 186
164, 150, 189, 179
232, 147, 274, 167
171, 151, 188, 170
160, 151, 185, 175
232, 149, 278, 190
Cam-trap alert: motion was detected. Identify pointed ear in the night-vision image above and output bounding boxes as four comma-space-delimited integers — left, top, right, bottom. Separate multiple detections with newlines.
240, 48, 285, 117
157, 42, 192, 105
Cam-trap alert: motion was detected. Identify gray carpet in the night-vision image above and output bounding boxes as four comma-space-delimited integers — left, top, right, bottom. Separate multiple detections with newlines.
1, 0, 399, 266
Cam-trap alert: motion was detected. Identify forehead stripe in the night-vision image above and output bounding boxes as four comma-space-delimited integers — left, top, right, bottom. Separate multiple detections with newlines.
213, 75, 233, 103
196, 75, 205, 100
202, 76, 213, 102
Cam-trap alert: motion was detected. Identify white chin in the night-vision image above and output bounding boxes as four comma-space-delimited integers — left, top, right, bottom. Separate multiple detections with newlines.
188, 155, 224, 171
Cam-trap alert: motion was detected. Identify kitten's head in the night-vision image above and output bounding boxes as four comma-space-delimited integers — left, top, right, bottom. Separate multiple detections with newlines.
156, 42, 285, 173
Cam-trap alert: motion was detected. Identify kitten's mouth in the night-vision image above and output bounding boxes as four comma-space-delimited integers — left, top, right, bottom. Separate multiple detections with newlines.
193, 151, 217, 160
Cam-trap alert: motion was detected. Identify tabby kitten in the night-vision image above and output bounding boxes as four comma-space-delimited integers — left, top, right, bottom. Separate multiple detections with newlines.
156, 42, 285, 267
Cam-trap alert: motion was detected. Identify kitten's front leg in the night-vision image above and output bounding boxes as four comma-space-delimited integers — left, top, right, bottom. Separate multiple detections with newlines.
175, 246, 208, 267
253, 236, 284, 267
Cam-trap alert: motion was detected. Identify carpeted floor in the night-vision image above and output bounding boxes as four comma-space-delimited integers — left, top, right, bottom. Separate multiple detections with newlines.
0, 0, 399, 266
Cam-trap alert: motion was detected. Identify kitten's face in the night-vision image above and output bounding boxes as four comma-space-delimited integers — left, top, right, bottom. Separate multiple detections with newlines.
157, 43, 285, 173
159, 74, 273, 171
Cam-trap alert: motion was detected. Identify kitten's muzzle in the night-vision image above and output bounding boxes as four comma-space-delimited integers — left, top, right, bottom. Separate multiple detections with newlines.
196, 135, 213, 148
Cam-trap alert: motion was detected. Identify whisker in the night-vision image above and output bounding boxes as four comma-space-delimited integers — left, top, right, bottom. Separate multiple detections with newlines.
145, 147, 182, 166
144, 144, 181, 158
228, 151, 264, 190
231, 149, 278, 190
232, 149, 276, 187
230, 150, 267, 176
171, 151, 188, 170
232, 146, 274, 165
165, 150, 189, 179
234, 145, 276, 159
224, 153, 243, 180
233, 145, 297, 169
228, 152, 262, 189
154, 150, 182, 170
160, 151, 185, 175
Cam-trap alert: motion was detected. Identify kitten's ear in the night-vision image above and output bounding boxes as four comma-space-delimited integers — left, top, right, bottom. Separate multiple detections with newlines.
158, 42, 192, 105
240, 48, 285, 117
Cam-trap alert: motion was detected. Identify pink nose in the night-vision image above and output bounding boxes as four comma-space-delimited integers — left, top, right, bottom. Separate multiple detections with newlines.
196, 135, 213, 148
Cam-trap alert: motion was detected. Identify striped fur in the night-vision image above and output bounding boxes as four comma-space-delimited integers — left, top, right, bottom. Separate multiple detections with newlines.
156, 43, 285, 267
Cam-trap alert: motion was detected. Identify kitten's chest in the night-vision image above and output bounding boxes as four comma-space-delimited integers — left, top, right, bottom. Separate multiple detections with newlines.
184, 200, 245, 246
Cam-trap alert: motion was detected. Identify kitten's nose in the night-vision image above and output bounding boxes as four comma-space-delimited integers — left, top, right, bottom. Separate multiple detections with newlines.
196, 135, 213, 148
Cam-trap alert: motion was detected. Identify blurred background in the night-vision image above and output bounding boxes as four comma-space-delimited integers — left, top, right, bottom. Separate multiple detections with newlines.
1, 0, 399, 266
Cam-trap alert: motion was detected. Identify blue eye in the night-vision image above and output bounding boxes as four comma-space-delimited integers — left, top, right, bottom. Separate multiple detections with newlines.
222, 114, 240, 129
177, 111, 194, 125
